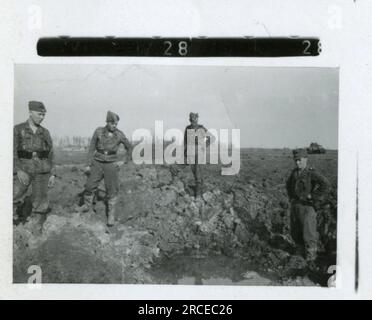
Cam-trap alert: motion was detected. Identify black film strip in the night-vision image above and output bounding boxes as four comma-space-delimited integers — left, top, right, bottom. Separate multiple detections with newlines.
37, 37, 321, 57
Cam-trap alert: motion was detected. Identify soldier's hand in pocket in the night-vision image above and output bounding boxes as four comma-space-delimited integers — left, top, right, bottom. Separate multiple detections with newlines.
17, 170, 30, 186
48, 175, 56, 188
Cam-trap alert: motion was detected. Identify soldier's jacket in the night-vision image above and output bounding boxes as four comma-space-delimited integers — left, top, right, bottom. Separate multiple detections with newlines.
13, 121, 55, 175
286, 166, 331, 207
184, 124, 211, 160
87, 126, 132, 164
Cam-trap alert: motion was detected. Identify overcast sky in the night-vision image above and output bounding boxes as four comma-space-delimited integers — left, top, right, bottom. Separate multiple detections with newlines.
14, 64, 338, 149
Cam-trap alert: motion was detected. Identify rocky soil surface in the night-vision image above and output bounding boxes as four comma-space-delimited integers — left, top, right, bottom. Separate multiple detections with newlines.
14, 149, 337, 286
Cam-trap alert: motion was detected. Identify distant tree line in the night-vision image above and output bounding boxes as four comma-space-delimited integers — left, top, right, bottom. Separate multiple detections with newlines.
53, 136, 91, 148
53, 135, 235, 151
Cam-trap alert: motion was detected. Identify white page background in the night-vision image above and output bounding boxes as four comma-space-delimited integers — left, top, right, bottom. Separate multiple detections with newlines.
0, 0, 371, 299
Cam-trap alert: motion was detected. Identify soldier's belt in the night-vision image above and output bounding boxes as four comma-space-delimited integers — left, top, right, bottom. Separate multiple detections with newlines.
18, 150, 49, 159
96, 150, 117, 155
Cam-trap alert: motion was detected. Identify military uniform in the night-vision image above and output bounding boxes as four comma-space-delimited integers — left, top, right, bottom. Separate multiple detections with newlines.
184, 113, 213, 197
13, 101, 55, 215
83, 111, 132, 226
286, 149, 330, 261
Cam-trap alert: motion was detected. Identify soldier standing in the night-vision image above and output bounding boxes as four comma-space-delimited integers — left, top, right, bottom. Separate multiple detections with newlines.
13, 101, 56, 220
184, 112, 215, 197
286, 148, 331, 263
81, 111, 132, 227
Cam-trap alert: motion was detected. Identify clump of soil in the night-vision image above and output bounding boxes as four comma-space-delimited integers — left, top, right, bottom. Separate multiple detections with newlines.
14, 149, 337, 286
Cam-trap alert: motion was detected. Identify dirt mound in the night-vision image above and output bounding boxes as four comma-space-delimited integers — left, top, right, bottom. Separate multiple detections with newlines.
14, 210, 159, 283
14, 151, 337, 285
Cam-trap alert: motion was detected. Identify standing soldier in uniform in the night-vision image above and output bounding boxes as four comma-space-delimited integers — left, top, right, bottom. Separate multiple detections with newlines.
184, 112, 215, 197
286, 148, 331, 263
13, 101, 56, 220
81, 111, 132, 227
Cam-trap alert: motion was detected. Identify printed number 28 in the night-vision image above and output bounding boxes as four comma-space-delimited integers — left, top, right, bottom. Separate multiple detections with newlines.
164, 41, 188, 56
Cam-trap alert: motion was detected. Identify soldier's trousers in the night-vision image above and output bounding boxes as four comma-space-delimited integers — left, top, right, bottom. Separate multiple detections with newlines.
186, 152, 205, 186
190, 164, 204, 185
290, 203, 318, 259
85, 160, 119, 199
13, 172, 50, 213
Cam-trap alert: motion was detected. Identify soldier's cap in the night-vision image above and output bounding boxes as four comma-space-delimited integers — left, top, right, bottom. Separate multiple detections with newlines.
189, 112, 199, 118
29, 101, 46, 113
293, 148, 308, 160
106, 110, 120, 122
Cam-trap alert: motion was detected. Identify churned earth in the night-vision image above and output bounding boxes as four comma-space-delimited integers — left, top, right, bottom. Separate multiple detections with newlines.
13, 148, 337, 286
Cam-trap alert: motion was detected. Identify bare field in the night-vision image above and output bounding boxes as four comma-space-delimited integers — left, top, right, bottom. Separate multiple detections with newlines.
14, 148, 337, 286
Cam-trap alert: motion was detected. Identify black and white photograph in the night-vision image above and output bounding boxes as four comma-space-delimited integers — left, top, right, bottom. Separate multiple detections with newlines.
13, 64, 338, 286
3, 0, 372, 302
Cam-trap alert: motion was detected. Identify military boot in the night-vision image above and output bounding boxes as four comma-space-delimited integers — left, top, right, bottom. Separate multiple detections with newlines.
80, 193, 95, 214
107, 196, 118, 227
294, 244, 305, 257
194, 183, 203, 198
